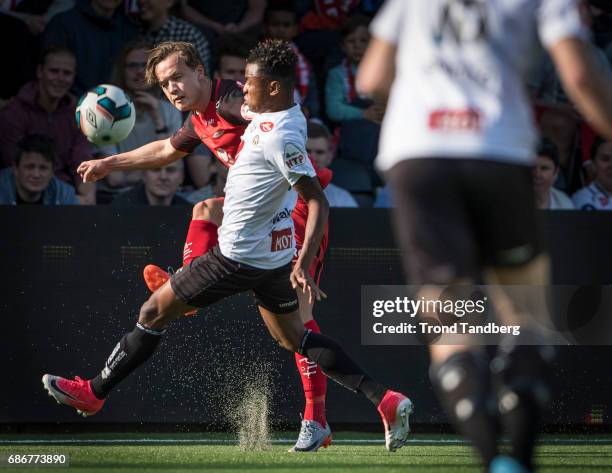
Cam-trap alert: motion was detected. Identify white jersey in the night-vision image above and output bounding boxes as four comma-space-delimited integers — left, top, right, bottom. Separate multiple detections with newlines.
371, 0, 589, 171
219, 105, 316, 269
572, 182, 612, 210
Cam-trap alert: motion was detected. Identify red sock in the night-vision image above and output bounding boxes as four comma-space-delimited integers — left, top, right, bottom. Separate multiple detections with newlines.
295, 319, 327, 426
182, 220, 218, 266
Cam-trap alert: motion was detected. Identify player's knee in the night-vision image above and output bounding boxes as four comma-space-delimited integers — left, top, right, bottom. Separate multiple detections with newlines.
491, 343, 555, 414
192, 201, 210, 220
275, 334, 300, 352
192, 198, 223, 225
430, 350, 493, 421
138, 296, 172, 330
273, 325, 303, 352
138, 299, 159, 326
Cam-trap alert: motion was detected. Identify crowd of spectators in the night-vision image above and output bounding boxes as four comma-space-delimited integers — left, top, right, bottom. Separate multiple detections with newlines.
0, 0, 611, 210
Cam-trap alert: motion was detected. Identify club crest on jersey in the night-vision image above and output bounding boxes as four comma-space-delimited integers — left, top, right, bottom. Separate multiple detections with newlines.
241, 103, 255, 121
252, 135, 259, 145
260, 121, 274, 132
284, 143, 305, 169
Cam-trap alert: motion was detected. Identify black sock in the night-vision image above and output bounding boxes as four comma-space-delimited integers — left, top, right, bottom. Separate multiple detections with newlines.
299, 330, 387, 406
358, 377, 388, 406
492, 344, 554, 470
90, 323, 164, 399
430, 351, 499, 467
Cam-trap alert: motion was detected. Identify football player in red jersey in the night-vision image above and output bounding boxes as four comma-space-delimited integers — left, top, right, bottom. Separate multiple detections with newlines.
76, 41, 334, 452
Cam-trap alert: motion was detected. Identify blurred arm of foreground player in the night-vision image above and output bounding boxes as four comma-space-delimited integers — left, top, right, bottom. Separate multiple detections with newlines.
551, 37, 612, 141
355, 37, 397, 104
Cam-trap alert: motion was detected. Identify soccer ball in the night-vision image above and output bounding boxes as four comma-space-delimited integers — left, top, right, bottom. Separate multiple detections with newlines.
75, 84, 136, 145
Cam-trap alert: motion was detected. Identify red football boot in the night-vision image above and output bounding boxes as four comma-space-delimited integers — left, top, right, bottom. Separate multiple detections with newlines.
143, 264, 170, 292
42, 374, 105, 417
377, 390, 414, 452
143, 264, 197, 317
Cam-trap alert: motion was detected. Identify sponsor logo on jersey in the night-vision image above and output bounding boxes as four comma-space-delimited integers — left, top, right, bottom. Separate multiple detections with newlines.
271, 228, 293, 252
216, 147, 236, 165
260, 121, 274, 132
272, 207, 292, 225
213, 129, 225, 139
284, 142, 305, 169
429, 108, 482, 132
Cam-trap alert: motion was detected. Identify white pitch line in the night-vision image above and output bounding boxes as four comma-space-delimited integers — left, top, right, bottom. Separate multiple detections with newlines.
1, 438, 611, 445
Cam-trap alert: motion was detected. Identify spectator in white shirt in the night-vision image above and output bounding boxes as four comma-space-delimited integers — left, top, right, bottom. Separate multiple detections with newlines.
572, 137, 612, 210
533, 138, 574, 210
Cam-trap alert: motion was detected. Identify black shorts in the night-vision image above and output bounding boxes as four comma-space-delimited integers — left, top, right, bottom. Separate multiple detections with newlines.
170, 245, 299, 314
387, 158, 543, 284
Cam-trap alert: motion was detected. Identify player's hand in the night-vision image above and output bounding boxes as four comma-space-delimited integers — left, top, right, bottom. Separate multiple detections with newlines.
290, 265, 327, 305
77, 159, 111, 183
363, 104, 385, 124
132, 91, 161, 122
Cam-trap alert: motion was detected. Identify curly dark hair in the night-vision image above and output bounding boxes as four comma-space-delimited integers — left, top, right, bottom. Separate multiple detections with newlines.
247, 39, 296, 86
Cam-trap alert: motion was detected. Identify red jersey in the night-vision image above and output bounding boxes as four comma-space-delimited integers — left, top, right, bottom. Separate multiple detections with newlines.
170, 79, 247, 167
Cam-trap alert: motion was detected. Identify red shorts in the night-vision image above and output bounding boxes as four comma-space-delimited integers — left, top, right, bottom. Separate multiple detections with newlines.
292, 208, 329, 285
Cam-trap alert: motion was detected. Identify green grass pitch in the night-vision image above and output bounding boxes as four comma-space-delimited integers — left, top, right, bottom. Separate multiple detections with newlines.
1, 433, 611, 472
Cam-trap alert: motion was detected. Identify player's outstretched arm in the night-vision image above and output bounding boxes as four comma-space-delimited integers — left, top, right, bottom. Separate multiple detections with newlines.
77, 139, 188, 183
291, 176, 329, 304
356, 36, 397, 103
551, 37, 612, 141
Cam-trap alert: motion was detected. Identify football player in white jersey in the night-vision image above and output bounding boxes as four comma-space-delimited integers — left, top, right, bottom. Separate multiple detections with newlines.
572, 137, 612, 210
42, 39, 414, 453
358, 0, 612, 471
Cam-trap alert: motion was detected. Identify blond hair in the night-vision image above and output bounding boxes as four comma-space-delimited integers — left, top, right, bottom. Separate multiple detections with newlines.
145, 41, 203, 86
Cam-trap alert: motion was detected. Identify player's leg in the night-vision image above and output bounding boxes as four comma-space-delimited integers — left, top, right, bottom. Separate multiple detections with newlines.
290, 241, 329, 450
255, 267, 413, 452
289, 287, 330, 451
485, 256, 554, 472
295, 287, 328, 426
42, 280, 193, 416
428, 344, 500, 468
387, 159, 500, 466
143, 197, 225, 292
423, 283, 501, 468
470, 161, 551, 472
182, 197, 224, 266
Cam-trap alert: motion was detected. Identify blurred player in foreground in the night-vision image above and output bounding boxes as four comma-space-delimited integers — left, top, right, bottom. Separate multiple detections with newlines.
43, 39, 413, 453
358, 0, 612, 471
